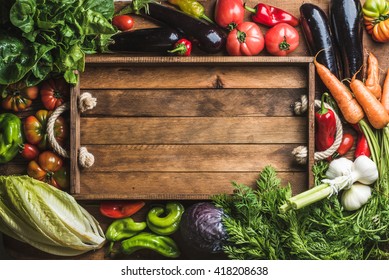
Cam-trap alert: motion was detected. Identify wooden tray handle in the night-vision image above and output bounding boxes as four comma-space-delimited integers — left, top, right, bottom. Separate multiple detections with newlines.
47, 92, 97, 168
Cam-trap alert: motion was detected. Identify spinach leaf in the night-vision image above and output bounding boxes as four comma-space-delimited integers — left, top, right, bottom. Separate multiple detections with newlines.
0, 32, 53, 85
1, 0, 116, 89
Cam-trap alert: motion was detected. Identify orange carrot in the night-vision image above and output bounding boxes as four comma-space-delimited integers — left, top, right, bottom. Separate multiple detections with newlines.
381, 69, 389, 113
365, 52, 382, 99
350, 75, 389, 129
314, 58, 364, 124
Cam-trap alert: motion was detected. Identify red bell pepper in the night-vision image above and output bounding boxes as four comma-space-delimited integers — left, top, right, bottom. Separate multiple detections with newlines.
100, 201, 146, 219
244, 3, 299, 27
168, 38, 192, 56
315, 93, 337, 152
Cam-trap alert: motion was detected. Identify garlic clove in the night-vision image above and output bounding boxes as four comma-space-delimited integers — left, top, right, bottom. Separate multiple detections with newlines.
352, 155, 379, 185
325, 157, 353, 179
341, 183, 372, 211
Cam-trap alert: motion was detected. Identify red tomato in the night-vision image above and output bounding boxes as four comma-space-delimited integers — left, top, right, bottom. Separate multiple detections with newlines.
40, 78, 70, 110
100, 201, 146, 219
226, 22, 265, 56
20, 143, 40, 161
24, 109, 68, 150
265, 23, 299, 56
27, 151, 69, 189
214, 0, 245, 30
112, 15, 134, 31
22, 85, 39, 100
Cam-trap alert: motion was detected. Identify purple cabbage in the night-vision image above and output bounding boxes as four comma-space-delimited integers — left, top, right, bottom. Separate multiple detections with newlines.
180, 202, 228, 253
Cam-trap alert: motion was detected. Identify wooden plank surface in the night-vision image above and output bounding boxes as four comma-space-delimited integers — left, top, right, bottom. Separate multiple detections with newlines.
74, 57, 313, 199
81, 64, 307, 89
80, 117, 306, 144
81, 88, 304, 117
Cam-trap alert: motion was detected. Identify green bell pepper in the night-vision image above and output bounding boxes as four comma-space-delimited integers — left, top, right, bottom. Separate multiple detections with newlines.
362, 0, 389, 18
0, 113, 23, 163
146, 202, 185, 235
105, 217, 146, 253
121, 232, 180, 258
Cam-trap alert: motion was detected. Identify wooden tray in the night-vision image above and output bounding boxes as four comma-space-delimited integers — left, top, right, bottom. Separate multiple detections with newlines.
69, 55, 315, 200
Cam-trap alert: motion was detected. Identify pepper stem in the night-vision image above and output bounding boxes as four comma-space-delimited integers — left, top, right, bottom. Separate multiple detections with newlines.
201, 14, 214, 24
318, 92, 329, 115
243, 4, 256, 14
167, 44, 187, 55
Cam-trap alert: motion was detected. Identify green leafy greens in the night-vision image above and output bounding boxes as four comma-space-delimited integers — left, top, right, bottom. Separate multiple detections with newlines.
0, 0, 116, 90
213, 165, 389, 260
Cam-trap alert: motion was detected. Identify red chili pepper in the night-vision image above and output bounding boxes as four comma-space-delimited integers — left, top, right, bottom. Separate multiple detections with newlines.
352, 124, 371, 158
315, 93, 337, 152
100, 200, 146, 219
244, 3, 299, 27
168, 38, 192, 56
330, 133, 354, 160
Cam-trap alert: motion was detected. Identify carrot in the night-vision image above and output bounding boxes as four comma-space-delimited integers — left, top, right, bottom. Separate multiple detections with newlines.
350, 75, 389, 129
381, 69, 389, 113
314, 58, 364, 124
365, 52, 382, 99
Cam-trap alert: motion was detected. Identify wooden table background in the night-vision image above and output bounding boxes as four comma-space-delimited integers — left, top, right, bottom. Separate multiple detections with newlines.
1, 0, 389, 260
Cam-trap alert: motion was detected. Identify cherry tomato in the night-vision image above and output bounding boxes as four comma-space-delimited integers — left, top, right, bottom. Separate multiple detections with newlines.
100, 201, 146, 219
112, 15, 134, 31
20, 143, 40, 161
226, 22, 265, 56
214, 0, 245, 30
265, 23, 299, 56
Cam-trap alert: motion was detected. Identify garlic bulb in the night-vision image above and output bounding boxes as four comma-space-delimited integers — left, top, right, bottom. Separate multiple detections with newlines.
326, 157, 353, 179
341, 183, 372, 211
351, 155, 379, 185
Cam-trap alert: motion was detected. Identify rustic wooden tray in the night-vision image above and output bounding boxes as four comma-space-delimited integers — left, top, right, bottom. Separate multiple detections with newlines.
69, 55, 315, 200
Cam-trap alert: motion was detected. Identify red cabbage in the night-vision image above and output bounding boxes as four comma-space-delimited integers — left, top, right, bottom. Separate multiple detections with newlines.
180, 202, 227, 254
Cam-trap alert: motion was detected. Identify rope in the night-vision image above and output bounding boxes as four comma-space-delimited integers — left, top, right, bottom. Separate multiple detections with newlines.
79, 92, 97, 113
292, 95, 343, 165
47, 92, 97, 168
47, 103, 70, 158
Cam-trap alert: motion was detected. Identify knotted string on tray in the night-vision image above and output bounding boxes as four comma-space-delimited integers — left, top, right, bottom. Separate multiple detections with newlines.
292, 95, 343, 165
47, 92, 97, 168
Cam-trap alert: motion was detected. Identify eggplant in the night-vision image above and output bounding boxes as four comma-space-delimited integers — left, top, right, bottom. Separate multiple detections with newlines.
329, 0, 364, 80
139, 2, 227, 54
299, 3, 342, 79
108, 27, 183, 54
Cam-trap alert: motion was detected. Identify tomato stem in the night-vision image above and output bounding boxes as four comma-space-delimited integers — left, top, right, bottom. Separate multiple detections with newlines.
279, 36, 290, 51
237, 30, 247, 43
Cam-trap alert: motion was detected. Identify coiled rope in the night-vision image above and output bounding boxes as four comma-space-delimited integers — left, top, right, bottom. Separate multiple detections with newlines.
292, 95, 343, 165
47, 92, 97, 168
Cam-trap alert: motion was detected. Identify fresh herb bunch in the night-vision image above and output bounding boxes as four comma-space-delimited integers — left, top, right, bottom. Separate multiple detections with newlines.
214, 164, 389, 260
213, 166, 293, 260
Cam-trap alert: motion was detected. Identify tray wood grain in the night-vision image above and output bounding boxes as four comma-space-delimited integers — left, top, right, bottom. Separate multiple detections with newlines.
70, 56, 316, 200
